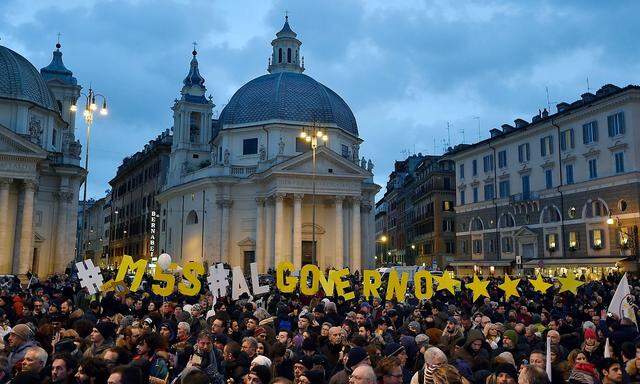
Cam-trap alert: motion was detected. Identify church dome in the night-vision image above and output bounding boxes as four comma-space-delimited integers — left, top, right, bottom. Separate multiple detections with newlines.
0, 45, 56, 110
219, 72, 358, 136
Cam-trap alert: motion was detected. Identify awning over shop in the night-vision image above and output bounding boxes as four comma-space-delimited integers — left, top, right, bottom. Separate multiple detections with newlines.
449, 260, 512, 267
523, 257, 627, 267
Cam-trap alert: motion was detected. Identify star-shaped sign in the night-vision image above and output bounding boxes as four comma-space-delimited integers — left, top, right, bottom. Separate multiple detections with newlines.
466, 274, 490, 302
434, 272, 460, 295
498, 275, 521, 300
557, 275, 584, 294
529, 273, 552, 293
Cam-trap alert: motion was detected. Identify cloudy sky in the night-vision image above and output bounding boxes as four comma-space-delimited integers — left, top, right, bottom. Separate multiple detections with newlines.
2, 1, 639, 199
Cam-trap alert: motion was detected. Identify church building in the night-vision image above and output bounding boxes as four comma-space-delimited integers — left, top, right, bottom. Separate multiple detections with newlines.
158, 18, 379, 272
0, 42, 85, 276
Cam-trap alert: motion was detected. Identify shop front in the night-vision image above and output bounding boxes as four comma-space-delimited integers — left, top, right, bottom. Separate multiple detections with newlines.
523, 257, 627, 280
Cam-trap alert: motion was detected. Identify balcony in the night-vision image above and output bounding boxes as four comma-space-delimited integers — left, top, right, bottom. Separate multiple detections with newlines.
510, 191, 539, 203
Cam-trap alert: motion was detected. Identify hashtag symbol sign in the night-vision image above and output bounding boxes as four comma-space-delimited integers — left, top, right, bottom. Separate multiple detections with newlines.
207, 263, 229, 300
76, 260, 104, 295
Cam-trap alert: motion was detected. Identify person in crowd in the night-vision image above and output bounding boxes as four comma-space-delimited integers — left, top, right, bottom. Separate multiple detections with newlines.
85, 322, 116, 358
49, 353, 76, 384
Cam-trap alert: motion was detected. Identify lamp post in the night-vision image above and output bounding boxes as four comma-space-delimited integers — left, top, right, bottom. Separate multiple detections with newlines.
300, 125, 328, 266
608, 216, 637, 260
376, 235, 388, 267
72, 87, 108, 261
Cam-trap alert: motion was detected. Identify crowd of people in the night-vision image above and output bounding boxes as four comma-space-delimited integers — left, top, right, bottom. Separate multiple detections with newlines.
0, 269, 637, 384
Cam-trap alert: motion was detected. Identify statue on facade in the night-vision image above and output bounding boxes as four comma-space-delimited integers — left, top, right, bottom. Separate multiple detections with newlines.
223, 149, 230, 166
210, 148, 217, 165
28, 116, 43, 146
259, 145, 266, 161
360, 157, 367, 168
278, 137, 285, 155
69, 140, 82, 159
352, 144, 360, 163
367, 159, 374, 172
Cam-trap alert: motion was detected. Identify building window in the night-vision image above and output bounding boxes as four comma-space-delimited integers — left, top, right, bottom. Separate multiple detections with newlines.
296, 137, 311, 152
615, 152, 625, 174
560, 129, 575, 151
568, 206, 577, 218
608, 112, 626, 137
473, 187, 478, 203
545, 169, 553, 189
545, 233, 558, 252
52, 128, 57, 147
498, 150, 507, 168
472, 159, 478, 176
341, 144, 350, 158
521, 175, 530, 198
618, 227, 630, 248
499, 180, 510, 198
243, 138, 258, 155
588, 158, 598, 179
278, 48, 282, 63
619, 200, 628, 212
500, 214, 515, 228
483, 154, 494, 172
568, 231, 579, 250
586, 199, 608, 218
445, 241, 455, 254
583, 121, 599, 144
459, 164, 465, 179
186, 210, 198, 225
442, 219, 453, 232
540, 135, 554, 157
471, 217, 484, 231
501, 236, 513, 253
542, 206, 561, 223
189, 112, 201, 143
566, 164, 574, 185
473, 239, 482, 254
484, 183, 494, 200
518, 143, 530, 163
590, 229, 604, 249
287, 48, 291, 63
488, 239, 495, 253
443, 201, 454, 211
461, 240, 468, 254
443, 177, 451, 190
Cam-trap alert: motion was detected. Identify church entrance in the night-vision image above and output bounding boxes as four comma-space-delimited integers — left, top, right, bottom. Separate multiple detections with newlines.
32, 248, 39, 276
301, 241, 316, 266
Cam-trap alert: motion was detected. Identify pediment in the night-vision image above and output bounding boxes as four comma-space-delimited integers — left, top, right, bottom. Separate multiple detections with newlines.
0, 124, 48, 158
237, 237, 255, 247
513, 226, 537, 238
272, 147, 371, 178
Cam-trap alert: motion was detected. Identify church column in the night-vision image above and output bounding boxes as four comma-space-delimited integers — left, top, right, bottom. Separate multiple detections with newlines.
53, 191, 72, 274
218, 199, 233, 264
255, 198, 266, 273
350, 196, 361, 273
265, 198, 275, 269
274, 193, 285, 266
0, 178, 12, 273
334, 196, 345, 269
292, 194, 303, 271
17, 180, 36, 275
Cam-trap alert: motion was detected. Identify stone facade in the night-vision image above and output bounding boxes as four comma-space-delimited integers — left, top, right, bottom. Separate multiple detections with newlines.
448, 84, 640, 276
0, 44, 84, 276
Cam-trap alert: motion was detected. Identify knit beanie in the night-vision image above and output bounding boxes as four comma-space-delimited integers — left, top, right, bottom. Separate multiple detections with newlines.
10, 324, 34, 341
503, 330, 518, 345
95, 321, 116, 340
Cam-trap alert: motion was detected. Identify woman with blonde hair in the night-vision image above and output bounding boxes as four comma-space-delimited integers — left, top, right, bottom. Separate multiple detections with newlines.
482, 323, 501, 350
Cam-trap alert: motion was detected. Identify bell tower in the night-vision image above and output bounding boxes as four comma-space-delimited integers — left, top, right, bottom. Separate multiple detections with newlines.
169, 45, 214, 181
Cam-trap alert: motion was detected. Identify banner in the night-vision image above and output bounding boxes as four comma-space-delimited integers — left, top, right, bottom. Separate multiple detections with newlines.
608, 272, 637, 325
76, 253, 588, 302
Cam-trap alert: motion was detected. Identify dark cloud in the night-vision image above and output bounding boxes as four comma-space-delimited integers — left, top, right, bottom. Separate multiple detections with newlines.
1, 1, 638, 199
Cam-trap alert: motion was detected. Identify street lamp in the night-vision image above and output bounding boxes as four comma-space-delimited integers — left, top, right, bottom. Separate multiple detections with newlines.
73, 86, 108, 262
376, 235, 388, 266
300, 124, 328, 266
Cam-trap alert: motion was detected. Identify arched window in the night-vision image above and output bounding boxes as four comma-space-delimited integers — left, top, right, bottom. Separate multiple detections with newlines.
287, 48, 291, 63
499, 213, 515, 228
190, 112, 201, 143
471, 217, 484, 231
186, 210, 198, 225
585, 199, 609, 218
541, 206, 561, 223
278, 48, 282, 63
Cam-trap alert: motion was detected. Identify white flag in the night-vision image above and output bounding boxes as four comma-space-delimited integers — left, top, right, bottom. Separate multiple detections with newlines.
546, 336, 552, 381
604, 338, 611, 358
608, 273, 637, 326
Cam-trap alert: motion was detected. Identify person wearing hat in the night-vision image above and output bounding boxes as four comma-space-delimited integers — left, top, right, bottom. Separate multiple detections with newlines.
328, 346, 370, 384
84, 321, 116, 358
293, 355, 314, 383
492, 363, 518, 384
7, 323, 37, 372
248, 364, 272, 384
